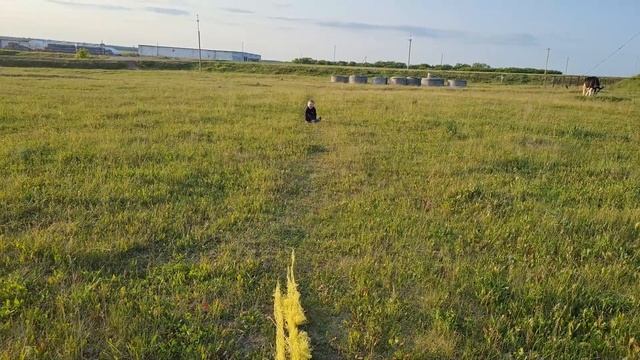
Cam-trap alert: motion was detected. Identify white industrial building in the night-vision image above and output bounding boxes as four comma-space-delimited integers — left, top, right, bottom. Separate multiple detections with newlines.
1, 36, 261, 61
0, 36, 134, 55
138, 44, 261, 62
0, 36, 47, 50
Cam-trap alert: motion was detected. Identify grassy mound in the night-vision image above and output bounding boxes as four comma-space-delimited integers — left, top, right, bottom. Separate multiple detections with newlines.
611, 76, 640, 93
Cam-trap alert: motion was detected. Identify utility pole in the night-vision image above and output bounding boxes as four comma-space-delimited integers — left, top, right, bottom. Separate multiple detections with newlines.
197, 14, 202, 71
241, 41, 244, 62
543, 47, 551, 85
565, 56, 569, 75
440, 53, 443, 67
543, 48, 551, 75
333, 45, 336, 62
407, 34, 413, 69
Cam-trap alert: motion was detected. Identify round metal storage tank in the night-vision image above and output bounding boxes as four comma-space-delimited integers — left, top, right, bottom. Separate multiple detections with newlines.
389, 76, 407, 85
349, 75, 368, 84
331, 75, 349, 83
406, 77, 421, 86
448, 79, 468, 88
421, 77, 445, 87
371, 76, 388, 85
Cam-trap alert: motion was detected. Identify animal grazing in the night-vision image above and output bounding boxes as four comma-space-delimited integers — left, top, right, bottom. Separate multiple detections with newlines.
583, 76, 604, 96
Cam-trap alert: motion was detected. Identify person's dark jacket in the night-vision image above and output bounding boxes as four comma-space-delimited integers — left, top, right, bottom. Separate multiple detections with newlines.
305, 107, 317, 122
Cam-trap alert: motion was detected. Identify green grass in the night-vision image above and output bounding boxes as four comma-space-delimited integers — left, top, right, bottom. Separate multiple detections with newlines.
1, 67, 639, 359
612, 76, 640, 94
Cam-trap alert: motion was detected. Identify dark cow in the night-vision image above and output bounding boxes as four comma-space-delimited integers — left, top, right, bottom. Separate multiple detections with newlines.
583, 76, 603, 96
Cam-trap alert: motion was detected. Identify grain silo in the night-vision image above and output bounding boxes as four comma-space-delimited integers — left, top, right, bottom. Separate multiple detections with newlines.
421, 77, 445, 87
448, 79, 468, 88
406, 77, 421, 86
331, 75, 349, 83
389, 76, 407, 85
371, 76, 388, 85
349, 75, 368, 84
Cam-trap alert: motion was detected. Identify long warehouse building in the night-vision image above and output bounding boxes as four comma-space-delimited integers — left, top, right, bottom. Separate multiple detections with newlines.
0, 36, 135, 55
138, 45, 260, 62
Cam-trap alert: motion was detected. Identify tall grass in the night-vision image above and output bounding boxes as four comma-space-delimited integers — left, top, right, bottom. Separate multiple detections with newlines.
274, 282, 287, 360
274, 251, 311, 360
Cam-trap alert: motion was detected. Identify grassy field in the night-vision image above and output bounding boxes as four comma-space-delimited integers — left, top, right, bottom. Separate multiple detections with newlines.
0, 51, 626, 85
1, 68, 639, 359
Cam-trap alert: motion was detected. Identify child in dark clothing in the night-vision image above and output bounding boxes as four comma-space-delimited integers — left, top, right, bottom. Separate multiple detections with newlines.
305, 100, 321, 123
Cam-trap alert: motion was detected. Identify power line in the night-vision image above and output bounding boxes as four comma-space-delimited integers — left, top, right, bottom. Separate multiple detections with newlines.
543, 48, 551, 75
585, 29, 640, 74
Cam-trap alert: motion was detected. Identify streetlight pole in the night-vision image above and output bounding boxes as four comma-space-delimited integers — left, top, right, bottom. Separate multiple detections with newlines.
197, 14, 202, 71
565, 56, 569, 74
407, 34, 413, 69
333, 45, 336, 62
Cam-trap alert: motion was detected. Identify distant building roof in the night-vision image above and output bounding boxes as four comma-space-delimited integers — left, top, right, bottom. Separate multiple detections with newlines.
138, 44, 260, 57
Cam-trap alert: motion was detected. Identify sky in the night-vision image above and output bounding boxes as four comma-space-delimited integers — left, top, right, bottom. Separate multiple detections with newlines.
2, 0, 639, 76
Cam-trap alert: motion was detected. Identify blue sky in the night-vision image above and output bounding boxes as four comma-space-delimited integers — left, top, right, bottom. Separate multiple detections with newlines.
2, 0, 639, 76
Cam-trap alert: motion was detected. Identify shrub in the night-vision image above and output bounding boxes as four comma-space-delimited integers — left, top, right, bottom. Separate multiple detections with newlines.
75, 48, 90, 59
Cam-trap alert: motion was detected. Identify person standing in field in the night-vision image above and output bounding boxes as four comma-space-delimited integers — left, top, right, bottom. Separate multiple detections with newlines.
305, 100, 321, 123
